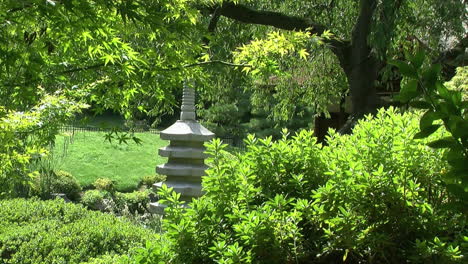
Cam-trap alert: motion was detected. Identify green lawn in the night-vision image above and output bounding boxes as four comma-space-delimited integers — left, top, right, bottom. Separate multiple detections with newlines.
53, 130, 167, 192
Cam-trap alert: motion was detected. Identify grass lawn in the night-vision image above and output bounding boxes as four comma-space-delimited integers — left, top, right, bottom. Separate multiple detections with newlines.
53, 130, 167, 192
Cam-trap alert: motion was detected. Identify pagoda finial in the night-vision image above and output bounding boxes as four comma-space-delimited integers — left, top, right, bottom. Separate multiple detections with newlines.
180, 82, 196, 121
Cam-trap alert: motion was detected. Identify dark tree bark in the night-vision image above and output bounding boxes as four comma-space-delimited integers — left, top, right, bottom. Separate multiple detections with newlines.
214, 0, 383, 131
346, 0, 379, 117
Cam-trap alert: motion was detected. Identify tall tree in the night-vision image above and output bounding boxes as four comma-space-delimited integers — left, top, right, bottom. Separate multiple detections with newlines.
1, 0, 466, 125
199, 0, 467, 129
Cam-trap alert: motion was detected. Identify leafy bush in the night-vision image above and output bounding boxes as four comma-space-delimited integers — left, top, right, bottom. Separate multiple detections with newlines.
93, 178, 116, 192
81, 254, 130, 264
133, 107, 467, 263
115, 190, 151, 214
81, 190, 113, 211
33, 170, 82, 201
313, 108, 456, 262
139, 174, 166, 187
82, 189, 151, 215
0, 198, 155, 264
0, 95, 85, 199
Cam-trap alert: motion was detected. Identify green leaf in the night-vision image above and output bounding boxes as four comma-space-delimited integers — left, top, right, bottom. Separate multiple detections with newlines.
427, 137, 457, 149
414, 124, 441, 139
411, 49, 425, 69
436, 81, 451, 100
448, 157, 468, 169
398, 80, 419, 103
298, 49, 309, 59
439, 102, 460, 116
132, 136, 143, 145
389, 60, 418, 78
422, 64, 442, 91
419, 111, 444, 130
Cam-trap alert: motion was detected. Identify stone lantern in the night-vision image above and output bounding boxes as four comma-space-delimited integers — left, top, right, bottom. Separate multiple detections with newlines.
150, 84, 215, 214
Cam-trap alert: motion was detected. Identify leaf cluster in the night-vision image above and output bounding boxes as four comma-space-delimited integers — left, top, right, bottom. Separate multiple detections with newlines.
391, 51, 468, 206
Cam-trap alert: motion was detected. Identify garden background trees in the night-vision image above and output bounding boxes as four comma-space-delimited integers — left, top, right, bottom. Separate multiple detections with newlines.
197, 0, 467, 131
2, 0, 466, 124
1, 0, 466, 196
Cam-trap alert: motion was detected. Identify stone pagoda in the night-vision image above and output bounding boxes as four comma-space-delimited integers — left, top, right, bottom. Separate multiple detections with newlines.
150, 83, 215, 214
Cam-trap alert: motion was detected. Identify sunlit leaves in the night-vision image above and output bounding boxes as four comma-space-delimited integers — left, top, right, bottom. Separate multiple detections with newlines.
233, 31, 317, 76
393, 50, 468, 205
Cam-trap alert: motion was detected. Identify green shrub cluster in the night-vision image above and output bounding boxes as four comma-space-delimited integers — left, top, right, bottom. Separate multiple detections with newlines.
81, 189, 113, 210
115, 190, 151, 214
33, 170, 82, 201
139, 174, 166, 187
0, 198, 155, 264
134, 108, 468, 263
82, 180, 150, 214
93, 178, 116, 192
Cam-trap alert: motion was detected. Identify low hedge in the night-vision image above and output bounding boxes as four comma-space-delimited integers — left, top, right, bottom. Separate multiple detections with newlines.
0, 198, 155, 264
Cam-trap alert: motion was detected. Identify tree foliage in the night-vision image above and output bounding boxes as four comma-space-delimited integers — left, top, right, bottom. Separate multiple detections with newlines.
391, 52, 468, 206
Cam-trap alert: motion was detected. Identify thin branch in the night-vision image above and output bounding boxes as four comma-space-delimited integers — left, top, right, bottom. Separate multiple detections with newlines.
162, 60, 252, 71
58, 63, 105, 75
215, 2, 350, 70
2, 60, 251, 87
208, 8, 221, 33
203, 7, 221, 46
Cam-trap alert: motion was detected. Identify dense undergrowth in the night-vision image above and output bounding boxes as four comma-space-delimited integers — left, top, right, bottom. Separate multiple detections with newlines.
1, 108, 467, 264
132, 107, 467, 264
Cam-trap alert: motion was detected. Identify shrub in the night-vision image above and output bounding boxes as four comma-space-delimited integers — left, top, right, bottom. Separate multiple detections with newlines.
52, 170, 82, 200
0, 198, 155, 264
133, 107, 467, 263
93, 178, 116, 192
139, 174, 166, 187
312, 108, 457, 262
81, 254, 130, 264
0, 96, 85, 199
81, 190, 112, 211
115, 190, 151, 214
34, 170, 82, 201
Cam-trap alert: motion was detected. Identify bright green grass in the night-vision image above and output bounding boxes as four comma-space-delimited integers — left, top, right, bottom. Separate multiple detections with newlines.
53, 131, 167, 192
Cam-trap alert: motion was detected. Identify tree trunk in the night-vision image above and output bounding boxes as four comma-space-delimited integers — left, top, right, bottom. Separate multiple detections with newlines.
215, 0, 381, 132
335, 0, 380, 133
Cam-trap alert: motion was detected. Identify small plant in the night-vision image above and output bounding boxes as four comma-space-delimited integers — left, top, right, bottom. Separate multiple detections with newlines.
139, 174, 166, 187
115, 190, 151, 214
50, 170, 82, 200
93, 178, 116, 192
81, 190, 112, 211
32, 170, 82, 201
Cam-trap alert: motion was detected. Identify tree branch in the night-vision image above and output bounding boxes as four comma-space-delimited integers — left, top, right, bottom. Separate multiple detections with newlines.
162, 60, 252, 71
218, 3, 327, 35
203, 8, 221, 46
2, 60, 251, 87
215, 2, 350, 70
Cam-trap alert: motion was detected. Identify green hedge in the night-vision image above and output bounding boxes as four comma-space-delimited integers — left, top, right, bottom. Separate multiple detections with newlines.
0, 198, 155, 264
